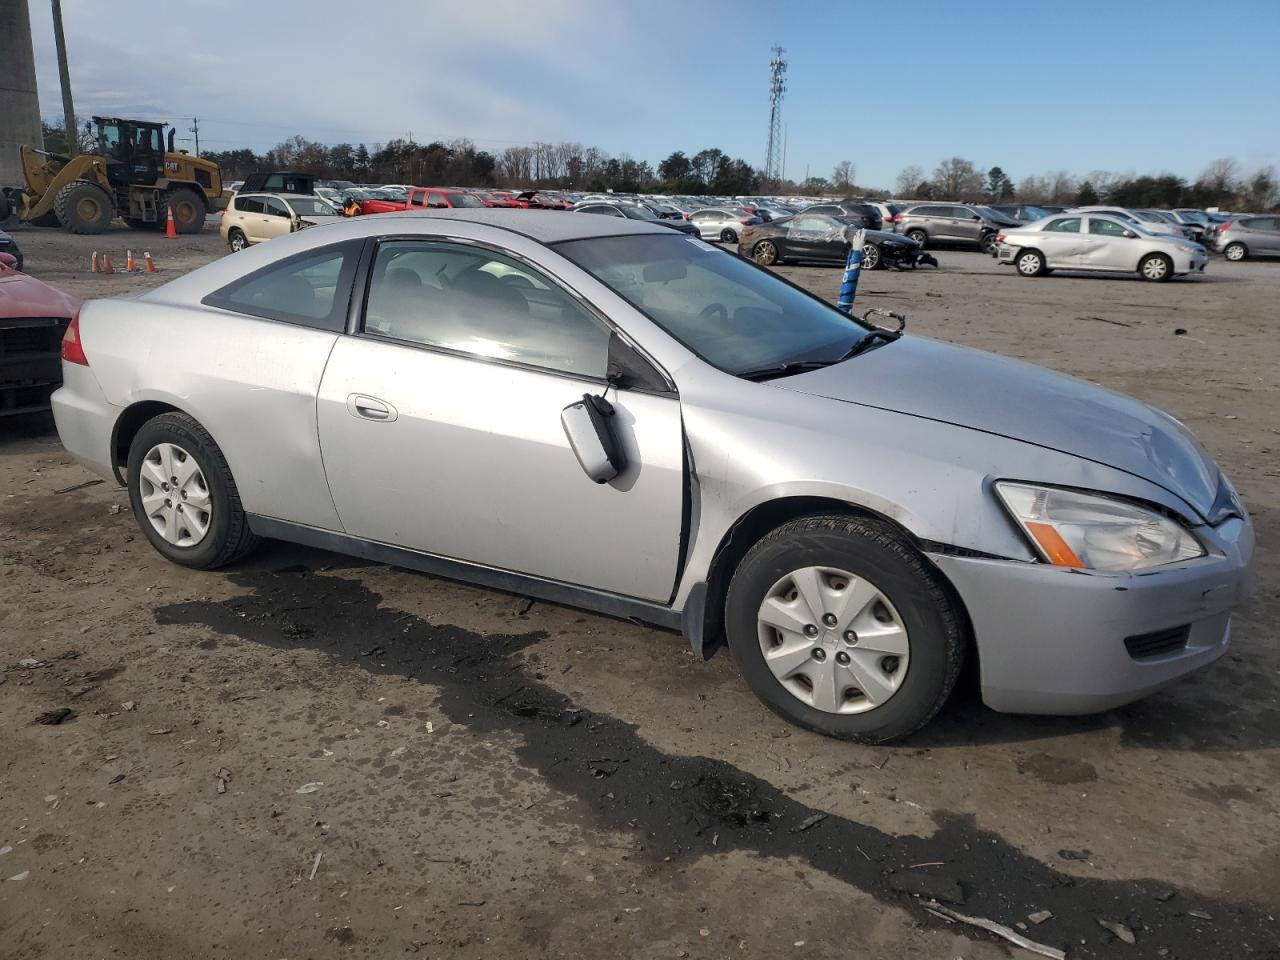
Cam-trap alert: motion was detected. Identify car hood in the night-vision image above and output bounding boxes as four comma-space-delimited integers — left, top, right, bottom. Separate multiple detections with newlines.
0, 266, 80, 318
777, 335, 1220, 517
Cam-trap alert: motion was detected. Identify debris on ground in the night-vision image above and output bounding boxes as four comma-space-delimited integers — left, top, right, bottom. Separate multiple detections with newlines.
34, 707, 75, 725
53, 479, 103, 495
5, 871, 30, 882
1098, 917, 1137, 944
1028, 910, 1053, 925
1078, 315, 1133, 327
923, 901, 1066, 960
215, 768, 231, 794
296, 782, 324, 794
1057, 848, 1091, 861
122, 700, 137, 711
790, 812, 828, 833
309, 851, 322, 881
890, 870, 965, 904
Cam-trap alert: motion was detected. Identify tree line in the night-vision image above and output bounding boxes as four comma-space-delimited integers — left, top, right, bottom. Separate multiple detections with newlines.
892, 156, 1278, 211
33, 117, 1280, 210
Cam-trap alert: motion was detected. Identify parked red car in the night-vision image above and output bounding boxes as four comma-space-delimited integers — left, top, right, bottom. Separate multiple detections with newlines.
507, 190, 571, 210
358, 187, 486, 215
0, 253, 81, 416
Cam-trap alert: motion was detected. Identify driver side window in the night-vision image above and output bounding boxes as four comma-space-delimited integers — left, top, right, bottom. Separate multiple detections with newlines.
362, 241, 611, 379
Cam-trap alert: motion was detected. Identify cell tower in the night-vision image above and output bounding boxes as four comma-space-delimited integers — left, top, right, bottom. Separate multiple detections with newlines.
764, 46, 787, 184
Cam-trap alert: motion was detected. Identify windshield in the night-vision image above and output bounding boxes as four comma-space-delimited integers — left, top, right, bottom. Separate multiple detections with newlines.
1134, 210, 1165, 223
556, 234, 868, 376
288, 198, 338, 216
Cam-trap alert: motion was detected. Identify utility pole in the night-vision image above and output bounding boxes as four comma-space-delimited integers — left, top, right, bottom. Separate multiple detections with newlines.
50, 0, 77, 151
189, 116, 200, 156
763, 45, 787, 186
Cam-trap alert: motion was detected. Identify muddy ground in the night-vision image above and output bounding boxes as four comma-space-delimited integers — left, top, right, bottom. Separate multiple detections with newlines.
2, 224, 1278, 960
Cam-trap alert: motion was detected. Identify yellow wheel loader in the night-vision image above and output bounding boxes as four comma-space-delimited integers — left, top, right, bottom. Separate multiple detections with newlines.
18, 117, 226, 235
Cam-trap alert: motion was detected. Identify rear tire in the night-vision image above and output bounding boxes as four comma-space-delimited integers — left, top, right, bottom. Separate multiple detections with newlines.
1223, 242, 1247, 262
1139, 252, 1173, 282
228, 228, 248, 252
126, 412, 260, 569
1015, 248, 1047, 277
720, 228, 738, 244
860, 242, 881, 270
54, 180, 113, 234
725, 515, 964, 742
905, 228, 927, 247
166, 187, 206, 234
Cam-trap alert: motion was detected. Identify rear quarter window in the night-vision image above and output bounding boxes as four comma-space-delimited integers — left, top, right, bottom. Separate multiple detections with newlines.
202, 240, 364, 333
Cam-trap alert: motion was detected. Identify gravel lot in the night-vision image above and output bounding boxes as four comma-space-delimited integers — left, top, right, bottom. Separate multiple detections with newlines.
2, 224, 1277, 959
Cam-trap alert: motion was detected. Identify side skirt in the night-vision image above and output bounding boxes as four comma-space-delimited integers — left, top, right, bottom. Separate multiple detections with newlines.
247, 515, 686, 633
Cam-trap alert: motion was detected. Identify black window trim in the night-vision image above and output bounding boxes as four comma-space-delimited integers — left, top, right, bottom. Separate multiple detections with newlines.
345, 233, 677, 397
201, 238, 364, 333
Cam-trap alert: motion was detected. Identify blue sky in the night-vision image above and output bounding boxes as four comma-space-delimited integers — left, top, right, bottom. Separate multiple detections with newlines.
28, 0, 1280, 188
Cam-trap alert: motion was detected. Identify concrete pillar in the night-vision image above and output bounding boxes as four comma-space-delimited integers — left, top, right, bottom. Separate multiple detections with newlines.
0, 0, 45, 187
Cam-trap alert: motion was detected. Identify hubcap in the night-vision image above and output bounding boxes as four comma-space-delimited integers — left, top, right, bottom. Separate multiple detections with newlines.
1143, 257, 1168, 279
1018, 253, 1040, 273
756, 566, 910, 715
1226, 245, 1243, 261
139, 443, 212, 547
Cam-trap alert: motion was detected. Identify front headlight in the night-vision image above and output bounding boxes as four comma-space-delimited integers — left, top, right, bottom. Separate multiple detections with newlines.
995, 482, 1205, 572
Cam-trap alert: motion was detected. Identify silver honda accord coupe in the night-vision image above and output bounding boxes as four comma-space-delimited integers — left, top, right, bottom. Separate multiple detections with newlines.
52, 210, 1254, 742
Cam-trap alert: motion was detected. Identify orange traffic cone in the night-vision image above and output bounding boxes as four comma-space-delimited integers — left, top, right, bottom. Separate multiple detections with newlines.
101, 254, 115, 274
164, 204, 178, 239
126, 250, 138, 272
143, 251, 157, 273
90, 251, 100, 273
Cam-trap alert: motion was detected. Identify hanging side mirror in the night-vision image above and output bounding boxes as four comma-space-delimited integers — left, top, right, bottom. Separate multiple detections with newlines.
561, 394, 625, 484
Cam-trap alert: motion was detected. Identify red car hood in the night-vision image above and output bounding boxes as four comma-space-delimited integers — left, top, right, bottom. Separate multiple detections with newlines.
0, 266, 80, 319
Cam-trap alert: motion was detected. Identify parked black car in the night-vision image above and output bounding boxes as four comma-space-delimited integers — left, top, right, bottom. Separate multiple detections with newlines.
798, 199, 883, 230
738, 213, 937, 270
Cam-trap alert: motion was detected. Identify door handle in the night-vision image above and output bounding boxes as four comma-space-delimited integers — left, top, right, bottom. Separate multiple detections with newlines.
346, 394, 397, 422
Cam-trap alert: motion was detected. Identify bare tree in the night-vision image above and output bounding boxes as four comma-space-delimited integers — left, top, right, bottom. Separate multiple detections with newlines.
1047, 170, 1078, 204
1015, 174, 1050, 203
500, 145, 533, 185
1199, 157, 1240, 194
832, 160, 855, 193
932, 157, 984, 199
895, 164, 924, 198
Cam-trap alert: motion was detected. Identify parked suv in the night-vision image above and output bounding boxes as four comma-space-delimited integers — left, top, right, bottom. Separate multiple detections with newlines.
896, 203, 1018, 252
1214, 216, 1280, 261
220, 193, 342, 251
799, 199, 882, 231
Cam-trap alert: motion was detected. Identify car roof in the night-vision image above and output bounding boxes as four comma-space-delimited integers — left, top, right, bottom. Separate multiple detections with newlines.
351, 208, 671, 242
238, 192, 322, 201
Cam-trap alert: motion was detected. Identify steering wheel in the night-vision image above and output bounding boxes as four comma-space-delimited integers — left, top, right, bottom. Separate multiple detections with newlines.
699, 302, 729, 323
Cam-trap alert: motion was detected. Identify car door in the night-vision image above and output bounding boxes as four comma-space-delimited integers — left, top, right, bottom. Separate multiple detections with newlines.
1246, 217, 1280, 253
785, 214, 843, 261
316, 237, 686, 602
949, 206, 981, 243
1081, 217, 1138, 270
1034, 216, 1087, 267
689, 211, 714, 239
260, 197, 293, 240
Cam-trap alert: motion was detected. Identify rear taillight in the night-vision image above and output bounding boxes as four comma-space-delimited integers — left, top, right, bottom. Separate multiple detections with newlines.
1219, 221, 1233, 233
891, 213, 903, 223
997, 234, 1006, 243
62, 309, 88, 366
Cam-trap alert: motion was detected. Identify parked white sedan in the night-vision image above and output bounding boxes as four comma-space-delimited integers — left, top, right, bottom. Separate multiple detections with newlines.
994, 213, 1208, 282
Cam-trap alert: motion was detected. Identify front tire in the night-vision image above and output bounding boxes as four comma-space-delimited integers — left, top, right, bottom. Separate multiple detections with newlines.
54, 180, 113, 234
1223, 242, 1247, 262
1015, 248, 1047, 277
166, 187, 206, 234
1139, 252, 1173, 282
725, 515, 964, 742
126, 412, 259, 569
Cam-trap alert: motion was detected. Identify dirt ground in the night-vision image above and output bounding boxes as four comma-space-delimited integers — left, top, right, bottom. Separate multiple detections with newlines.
2, 223, 1278, 960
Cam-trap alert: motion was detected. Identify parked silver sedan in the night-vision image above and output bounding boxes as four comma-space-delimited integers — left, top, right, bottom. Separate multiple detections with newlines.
52, 210, 1252, 741
995, 213, 1208, 281
687, 207, 760, 243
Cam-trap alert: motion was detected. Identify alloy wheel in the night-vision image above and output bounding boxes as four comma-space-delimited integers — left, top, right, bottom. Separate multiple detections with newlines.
860, 243, 880, 269
756, 565, 910, 715
138, 442, 212, 547
754, 240, 777, 265
1225, 243, 1246, 262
